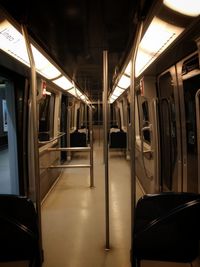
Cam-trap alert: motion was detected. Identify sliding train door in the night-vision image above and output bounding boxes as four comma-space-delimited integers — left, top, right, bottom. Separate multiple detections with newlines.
135, 77, 160, 193
157, 67, 181, 192
176, 53, 200, 193
0, 73, 28, 195
158, 52, 200, 193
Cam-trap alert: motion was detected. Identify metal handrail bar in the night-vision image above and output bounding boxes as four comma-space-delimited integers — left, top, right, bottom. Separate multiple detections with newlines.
47, 147, 91, 152
89, 106, 94, 187
103, 50, 110, 250
48, 144, 94, 186
22, 25, 43, 265
50, 164, 91, 168
38, 132, 65, 145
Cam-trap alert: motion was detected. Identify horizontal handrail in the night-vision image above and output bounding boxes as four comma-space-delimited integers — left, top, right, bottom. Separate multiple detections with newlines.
38, 132, 65, 145
47, 147, 90, 152
49, 164, 91, 168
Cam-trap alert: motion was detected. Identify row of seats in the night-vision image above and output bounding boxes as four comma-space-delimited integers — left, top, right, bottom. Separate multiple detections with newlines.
0, 193, 199, 266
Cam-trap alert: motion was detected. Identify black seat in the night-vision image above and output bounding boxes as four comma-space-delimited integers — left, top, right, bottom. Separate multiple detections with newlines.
0, 194, 40, 266
132, 192, 200, 267
70, 130, 87, 147
109, 130, 127, 148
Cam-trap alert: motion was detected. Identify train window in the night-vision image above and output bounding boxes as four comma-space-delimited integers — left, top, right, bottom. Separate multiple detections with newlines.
119, 102, 124, 129
0, 78, 19, 194
122, 98, 128, 130
93, 103, 103, 125
142, 101, 151, 143
38, 92, 55, 142
137, 96, 151, 144
158, 71, 178, 191
142, 101, 149, 122
182, 54, 199, 75
0, 94, 7, 135
116, 106, 121, 129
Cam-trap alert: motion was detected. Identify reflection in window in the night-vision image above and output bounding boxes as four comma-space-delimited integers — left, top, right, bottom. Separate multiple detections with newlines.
38, 92, 55, 142
142, 101, 151, 143
0, 88, 8, 149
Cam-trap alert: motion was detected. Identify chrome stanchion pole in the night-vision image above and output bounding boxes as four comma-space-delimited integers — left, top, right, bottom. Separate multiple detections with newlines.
22, 25, 43, 265
129, 21, 143, 261
67, 107, 71, 161
103, 50, 110, 250
89, 105, 94, 187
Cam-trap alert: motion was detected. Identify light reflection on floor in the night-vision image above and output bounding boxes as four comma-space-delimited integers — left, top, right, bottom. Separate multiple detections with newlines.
41, 139, 144, 267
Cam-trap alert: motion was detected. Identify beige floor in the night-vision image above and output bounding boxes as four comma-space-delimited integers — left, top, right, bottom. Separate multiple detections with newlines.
41, 138, 144, 267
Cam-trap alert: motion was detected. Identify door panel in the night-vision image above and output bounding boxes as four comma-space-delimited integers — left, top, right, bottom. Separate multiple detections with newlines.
158, 53, 200, 193
157, 68, 181, 192
182, 72, 200, 193
176, 53, 200, 193
0, 78, 19, 194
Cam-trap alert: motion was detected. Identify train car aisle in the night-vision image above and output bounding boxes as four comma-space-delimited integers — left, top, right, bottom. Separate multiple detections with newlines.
41, 131, 144, 267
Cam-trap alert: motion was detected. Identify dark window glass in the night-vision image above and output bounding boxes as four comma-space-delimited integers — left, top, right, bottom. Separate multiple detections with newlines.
38, 92, 55, 142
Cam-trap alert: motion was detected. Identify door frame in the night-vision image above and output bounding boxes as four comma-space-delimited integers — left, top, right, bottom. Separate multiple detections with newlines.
157, 66, 183, 192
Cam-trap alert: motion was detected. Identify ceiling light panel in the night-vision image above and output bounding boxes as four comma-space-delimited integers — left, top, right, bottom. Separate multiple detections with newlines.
164, 0, 200, 17
0, 18, 61, 80
0, 19, 30, 66
135, 16, 184, 77
113, 86, 125, 97
31, 45, 61, 79
118, 74, 130, 89
53, 76, 73, 90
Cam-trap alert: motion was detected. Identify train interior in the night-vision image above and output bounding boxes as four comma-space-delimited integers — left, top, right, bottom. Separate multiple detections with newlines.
0, 1, 200, 267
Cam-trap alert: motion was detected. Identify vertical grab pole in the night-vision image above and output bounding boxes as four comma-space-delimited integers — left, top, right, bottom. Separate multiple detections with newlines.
89, 105, 94, 187
103, 91, 105, 163
195, 89, 200, 193
67, 107, 71, 161
21, 25, 43, 264
98, 99, 101, 146
129, 21, 143, 260
103, 50, 110, 250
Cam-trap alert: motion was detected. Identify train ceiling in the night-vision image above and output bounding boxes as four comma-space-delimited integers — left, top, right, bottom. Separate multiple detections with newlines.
0, 0, 153, 102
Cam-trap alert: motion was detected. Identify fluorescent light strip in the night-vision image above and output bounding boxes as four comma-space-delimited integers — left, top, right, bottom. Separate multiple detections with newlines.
164, 0, 200, 17
117, 74, 130, 89
109, 95, 117, 104
135, 17, 184, 77
53, 76, 73, 90
67, 88, 77, 96
0, 16, 90, 102
76, 89, 83, 98
112, 86, 125, 97
0, 19, 30, 66
0, 18, 61, 79
31, 46, 61, 79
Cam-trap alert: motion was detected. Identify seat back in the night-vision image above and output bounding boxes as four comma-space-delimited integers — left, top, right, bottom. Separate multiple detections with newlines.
132, 193, 200, 265
0, 195, 40, 266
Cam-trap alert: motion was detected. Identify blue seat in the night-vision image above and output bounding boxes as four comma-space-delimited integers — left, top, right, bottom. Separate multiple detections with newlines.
0, 195, 41, 266
131, 192, 200, 266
